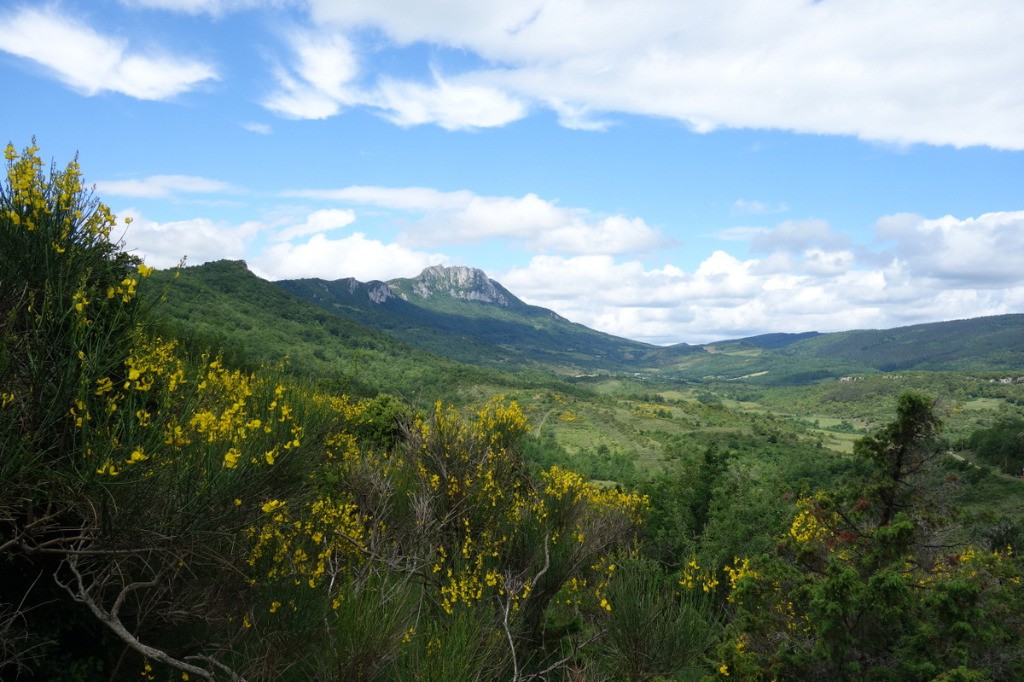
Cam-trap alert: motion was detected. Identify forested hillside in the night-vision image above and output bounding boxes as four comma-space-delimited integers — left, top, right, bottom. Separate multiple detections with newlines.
276, 268, 701, 372
4, 143, 1024, 681
276, 264, 1024, 384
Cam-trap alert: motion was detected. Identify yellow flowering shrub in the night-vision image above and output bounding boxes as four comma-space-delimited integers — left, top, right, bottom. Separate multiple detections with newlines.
248, 495, 366, 589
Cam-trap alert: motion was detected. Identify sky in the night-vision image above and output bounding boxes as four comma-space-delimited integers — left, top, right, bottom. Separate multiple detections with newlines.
2, 1, 1024, 345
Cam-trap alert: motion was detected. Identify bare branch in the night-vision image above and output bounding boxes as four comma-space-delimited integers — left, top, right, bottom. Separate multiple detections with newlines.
56, 555, 246, 682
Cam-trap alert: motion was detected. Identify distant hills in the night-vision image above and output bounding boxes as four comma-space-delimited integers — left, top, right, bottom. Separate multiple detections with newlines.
276, 264, 700, 372
154, 260, 1024, 388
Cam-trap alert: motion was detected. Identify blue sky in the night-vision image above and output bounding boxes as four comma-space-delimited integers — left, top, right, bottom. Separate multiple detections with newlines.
3, 1, 1024, 344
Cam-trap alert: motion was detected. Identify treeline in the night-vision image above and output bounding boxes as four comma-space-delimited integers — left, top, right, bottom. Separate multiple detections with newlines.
3, 142, 1024, 681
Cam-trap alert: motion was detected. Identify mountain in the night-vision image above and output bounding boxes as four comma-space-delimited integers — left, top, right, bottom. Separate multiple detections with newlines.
657, 315, 1024, 385
277, 265, 700, 373
280, 264, 1024, 383
153, 261, 1024, 388
145, 260, 551, 403
776, 315, 1024, 372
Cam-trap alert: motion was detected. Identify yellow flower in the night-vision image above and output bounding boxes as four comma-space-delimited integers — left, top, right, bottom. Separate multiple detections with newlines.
96, 460, 119, 476
223, 448, 241, 469
719, 664, 730, 676
261, 499, 284, 513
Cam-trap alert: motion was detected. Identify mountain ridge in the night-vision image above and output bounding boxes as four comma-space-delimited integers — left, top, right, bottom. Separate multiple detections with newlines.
276, 263, 689, 372
168, 261, 1024, 385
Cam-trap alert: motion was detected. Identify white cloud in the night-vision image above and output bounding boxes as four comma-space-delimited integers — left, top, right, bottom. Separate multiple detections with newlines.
264, 30, 359, 119
301, 0, 1024, 149
113, 196, 1024, 343
548, 100, 612, 132
287, 186, 476, 211
95, 175, 239, 198
879, 211, 1024, 285
499, 210, 1024, 344
250, 232, 448, 281
716, 226, 770, 242
286, 185, 665, 255
529, 215, 663, 255
263, 27, 526, 129
0, 6, 217, 100
748, 219, 851, 254
242, 121, 272, 134
119, 0, 267, 15
732, 199, 788, 216
372, 73, 527, 130
118, 211, 259, 268
272, 208, 356, 241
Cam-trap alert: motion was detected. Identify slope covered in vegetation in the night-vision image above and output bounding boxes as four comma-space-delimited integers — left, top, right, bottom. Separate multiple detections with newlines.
4, 142, 1024, 681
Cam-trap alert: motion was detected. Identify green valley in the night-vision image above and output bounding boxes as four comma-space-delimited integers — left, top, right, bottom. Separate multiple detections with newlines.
4, 144, 1024, 681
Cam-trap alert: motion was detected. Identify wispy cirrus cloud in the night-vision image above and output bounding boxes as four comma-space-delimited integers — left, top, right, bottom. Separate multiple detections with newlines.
263, 29, 359, 119
95, 175, 241, 199
369, 72, 527, 130
271, 208, 356, 242
118, 0, 266, 15
298, 0, 1024, 148
104, 0, 1024, 146
732, 198, 789, 216
264, 29, 526, 129
242, 121, 272, 135
0, 6, 217, 100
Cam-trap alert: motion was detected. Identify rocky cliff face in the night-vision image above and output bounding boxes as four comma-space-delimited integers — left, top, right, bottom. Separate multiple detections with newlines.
333, 277, 398, 304
404, 265, 515, 307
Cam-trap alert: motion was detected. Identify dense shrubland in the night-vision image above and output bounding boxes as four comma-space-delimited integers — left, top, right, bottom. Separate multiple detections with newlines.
3, 142, 1024, 681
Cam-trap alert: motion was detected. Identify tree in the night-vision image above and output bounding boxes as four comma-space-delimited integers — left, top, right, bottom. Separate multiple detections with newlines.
722, 393, 1024, 681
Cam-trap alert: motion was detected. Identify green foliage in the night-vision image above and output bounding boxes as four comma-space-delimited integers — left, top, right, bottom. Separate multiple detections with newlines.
968, 416, 1024, 475
722, 394, 1024, 680
592, 556, 718, 681
148, 259, 528, 407
6, 141, 1024, 681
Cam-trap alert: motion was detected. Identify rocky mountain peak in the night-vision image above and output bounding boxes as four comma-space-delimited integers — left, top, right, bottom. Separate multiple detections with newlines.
410, 265, 514, 307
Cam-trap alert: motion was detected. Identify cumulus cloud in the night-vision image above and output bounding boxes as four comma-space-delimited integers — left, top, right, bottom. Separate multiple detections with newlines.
250, 232, 448, 281
0, 6, 217, 100
95, 175, 240, 199
297, 0, 1024, 149
878, 211, 1024, 285
112, 196, 1024, 344
500, 211, 1024, 344
286, 185, 665, 255
117, 211, 259, 268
